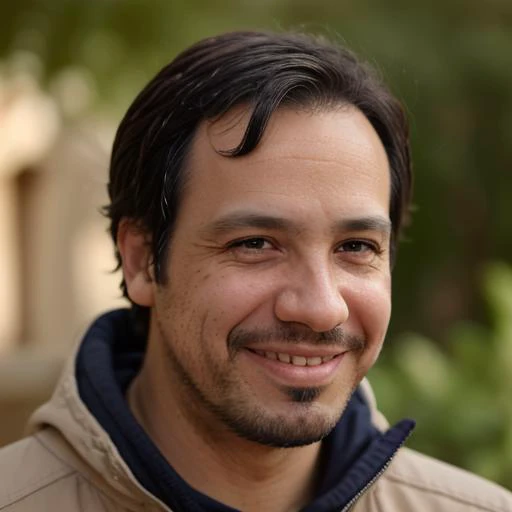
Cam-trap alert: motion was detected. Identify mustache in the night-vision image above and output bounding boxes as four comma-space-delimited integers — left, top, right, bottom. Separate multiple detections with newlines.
227, 322, 366, 356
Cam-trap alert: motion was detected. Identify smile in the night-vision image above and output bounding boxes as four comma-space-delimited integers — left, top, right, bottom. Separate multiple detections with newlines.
249, 349, 337, 367
243, 347, 347, 387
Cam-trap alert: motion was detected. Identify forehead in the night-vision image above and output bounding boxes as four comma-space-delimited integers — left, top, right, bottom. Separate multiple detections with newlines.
177, 106, 390, 227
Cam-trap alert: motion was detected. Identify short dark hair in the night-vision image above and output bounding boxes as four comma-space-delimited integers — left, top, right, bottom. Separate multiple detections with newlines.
105, 30, 412, 331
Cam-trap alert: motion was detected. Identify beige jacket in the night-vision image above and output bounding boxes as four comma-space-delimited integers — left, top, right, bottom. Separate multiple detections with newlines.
0, 354, 511, 512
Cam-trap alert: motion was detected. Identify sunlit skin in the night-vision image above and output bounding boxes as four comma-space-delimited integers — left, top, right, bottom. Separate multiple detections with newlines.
120, 106, 392, 512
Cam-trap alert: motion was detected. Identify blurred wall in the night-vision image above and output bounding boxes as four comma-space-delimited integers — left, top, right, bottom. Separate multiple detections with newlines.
0, 74, 125, 445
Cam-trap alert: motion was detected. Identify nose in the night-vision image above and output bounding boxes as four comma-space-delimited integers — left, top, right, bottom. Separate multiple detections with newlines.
274, 263, 349, 333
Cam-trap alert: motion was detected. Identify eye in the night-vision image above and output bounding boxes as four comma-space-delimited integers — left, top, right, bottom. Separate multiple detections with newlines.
336, 239, 384, 267
225, 237, 279, 263
339, 240, 376, 253
227, 237, 273, 252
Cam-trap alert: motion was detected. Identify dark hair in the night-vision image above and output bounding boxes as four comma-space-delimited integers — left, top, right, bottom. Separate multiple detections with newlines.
105, 30, 412, 331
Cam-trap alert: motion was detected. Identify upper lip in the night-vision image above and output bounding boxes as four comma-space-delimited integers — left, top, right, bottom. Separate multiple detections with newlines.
244, 344, 346, 358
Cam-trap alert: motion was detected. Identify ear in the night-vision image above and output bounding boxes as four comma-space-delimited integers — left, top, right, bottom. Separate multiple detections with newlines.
117, 219, 155, 307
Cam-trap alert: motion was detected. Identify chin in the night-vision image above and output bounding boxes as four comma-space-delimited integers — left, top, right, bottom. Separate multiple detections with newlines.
214, 392, 345, 449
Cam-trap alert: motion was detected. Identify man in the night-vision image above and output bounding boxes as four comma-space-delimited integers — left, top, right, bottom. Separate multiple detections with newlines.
0, 31, 510, 512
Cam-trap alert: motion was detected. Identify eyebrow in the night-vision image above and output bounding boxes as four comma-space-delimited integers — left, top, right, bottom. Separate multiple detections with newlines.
335, 216, 392, 234
201, 211, 392, 237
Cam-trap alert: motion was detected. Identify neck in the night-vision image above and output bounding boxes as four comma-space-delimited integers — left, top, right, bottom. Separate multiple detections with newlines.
128, 349, 325, 512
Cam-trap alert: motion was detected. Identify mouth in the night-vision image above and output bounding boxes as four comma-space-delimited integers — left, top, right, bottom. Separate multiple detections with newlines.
247, 349, 337, 367
242, 347, 347, 388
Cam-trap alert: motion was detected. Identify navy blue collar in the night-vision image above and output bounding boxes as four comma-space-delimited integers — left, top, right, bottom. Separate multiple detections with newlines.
76, 309, 414, 512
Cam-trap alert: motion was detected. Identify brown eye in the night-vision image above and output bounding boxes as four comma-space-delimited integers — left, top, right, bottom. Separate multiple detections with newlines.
340, 240, 374, 253
228, 238, 272, 251
240, 238, 267, 250
226, 237, 279, 263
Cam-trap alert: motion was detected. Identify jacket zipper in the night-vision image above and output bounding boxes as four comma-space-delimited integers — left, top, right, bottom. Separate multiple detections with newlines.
339, 434, 411, 512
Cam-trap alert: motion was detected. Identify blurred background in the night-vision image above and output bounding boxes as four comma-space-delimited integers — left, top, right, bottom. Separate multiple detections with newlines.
0, 0, 511, 489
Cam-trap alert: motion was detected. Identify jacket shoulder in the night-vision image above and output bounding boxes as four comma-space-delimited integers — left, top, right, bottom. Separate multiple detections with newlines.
0, 434, 76, 510
0, 432, 120, 512
372, 447, 512, 512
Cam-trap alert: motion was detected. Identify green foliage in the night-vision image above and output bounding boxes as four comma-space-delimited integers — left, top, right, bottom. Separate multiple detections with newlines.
370, 262, 512, 489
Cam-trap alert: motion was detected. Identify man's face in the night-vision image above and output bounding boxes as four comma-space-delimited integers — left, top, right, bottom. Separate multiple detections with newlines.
151, 106, 392, 447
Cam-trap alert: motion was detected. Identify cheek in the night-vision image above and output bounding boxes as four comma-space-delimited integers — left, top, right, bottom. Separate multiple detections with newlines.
346, 277, 391, 366
352, 273, 391, 329
366, 287, 392, 341
160, 269, 276, 359
201, 270, 278, 325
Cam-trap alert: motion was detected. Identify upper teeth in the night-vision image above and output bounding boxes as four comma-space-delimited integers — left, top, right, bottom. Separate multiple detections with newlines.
254, 350, 334, 366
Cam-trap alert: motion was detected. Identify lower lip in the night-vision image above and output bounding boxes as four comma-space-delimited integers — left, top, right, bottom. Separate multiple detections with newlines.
241, 349, 346, 387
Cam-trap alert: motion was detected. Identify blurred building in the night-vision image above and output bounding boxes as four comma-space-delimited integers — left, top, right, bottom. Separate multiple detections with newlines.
0, 69, 125, 446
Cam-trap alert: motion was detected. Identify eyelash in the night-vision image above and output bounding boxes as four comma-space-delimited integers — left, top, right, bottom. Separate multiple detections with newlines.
337, 239, 382, 255
227, 237, 273, 252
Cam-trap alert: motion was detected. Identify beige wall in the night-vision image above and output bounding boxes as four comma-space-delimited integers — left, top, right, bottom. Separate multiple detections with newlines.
0, 177, 21, 353
0, 80, 126, 446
